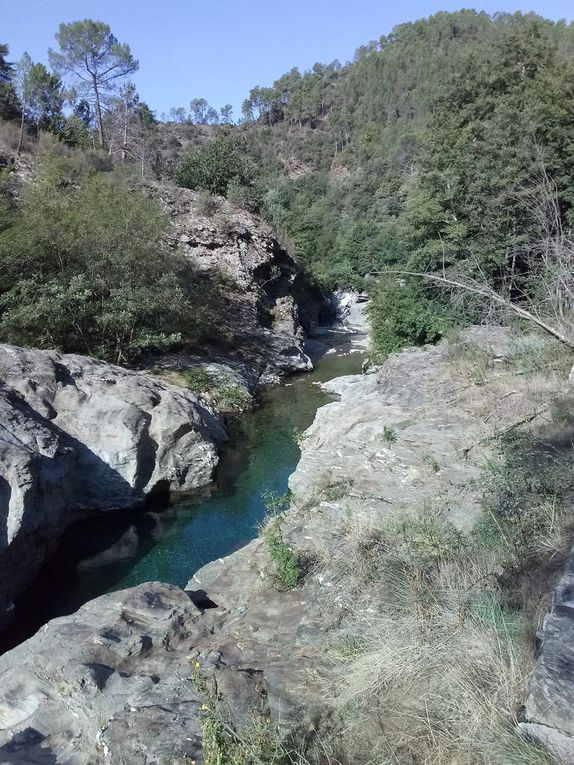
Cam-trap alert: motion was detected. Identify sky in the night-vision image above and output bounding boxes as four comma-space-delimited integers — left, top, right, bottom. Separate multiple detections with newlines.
2, 0, 574, 121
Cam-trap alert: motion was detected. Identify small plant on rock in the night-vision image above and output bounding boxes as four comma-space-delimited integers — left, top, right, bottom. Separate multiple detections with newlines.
261, 491, 303, 589
382, 425, 397, 444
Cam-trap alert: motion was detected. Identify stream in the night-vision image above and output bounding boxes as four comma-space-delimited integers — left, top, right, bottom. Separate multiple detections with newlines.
0, 332, 365, 653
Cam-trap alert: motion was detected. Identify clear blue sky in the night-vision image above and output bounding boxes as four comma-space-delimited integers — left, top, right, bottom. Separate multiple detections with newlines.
2, 0, 573, 120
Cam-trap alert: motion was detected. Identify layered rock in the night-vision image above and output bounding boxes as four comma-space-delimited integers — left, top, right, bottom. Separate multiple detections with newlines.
147, 184, 313, 383
0, 344, 226, 630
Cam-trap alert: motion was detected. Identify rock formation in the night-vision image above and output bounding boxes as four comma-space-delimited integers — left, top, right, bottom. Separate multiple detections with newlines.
146, 184, 313, 383
0, 344, 226, 632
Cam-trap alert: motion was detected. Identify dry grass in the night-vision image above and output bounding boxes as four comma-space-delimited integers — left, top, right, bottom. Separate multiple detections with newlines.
331, 559, 555, 765
0, 119, 36, 155
314, 488, 569, 765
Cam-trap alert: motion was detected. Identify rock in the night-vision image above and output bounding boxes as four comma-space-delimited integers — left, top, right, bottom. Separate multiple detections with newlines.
0, 580, 297, 764
523, 553, 574, 762
143, 184, 313, 381
0, 344, 226, 630
0, 583, 205, 764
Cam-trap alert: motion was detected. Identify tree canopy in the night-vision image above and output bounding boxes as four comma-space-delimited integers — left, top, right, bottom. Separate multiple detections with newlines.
49, 19, 138, 147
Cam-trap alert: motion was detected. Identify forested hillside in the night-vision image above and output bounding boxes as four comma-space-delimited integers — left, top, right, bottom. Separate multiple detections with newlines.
235, 11, 574, 354
2, 11, 574, 359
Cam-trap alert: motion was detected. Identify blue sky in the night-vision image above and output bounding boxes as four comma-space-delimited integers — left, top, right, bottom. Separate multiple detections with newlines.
2, 0, 574, 120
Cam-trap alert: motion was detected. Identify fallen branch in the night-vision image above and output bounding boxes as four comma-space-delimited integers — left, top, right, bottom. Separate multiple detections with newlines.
374, 269, 574, 351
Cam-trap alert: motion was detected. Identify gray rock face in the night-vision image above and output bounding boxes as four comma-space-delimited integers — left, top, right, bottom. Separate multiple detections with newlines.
0, 344, 226, 630
147, 184, 313, 381
522, 556, 574, 763
0, 583, 205, 765
0, 579, 300, 764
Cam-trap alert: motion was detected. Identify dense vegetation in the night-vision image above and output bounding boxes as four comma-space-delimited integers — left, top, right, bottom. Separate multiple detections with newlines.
3, 11, 574, 359
0, 144, 225, 362
232, 11, 574, 355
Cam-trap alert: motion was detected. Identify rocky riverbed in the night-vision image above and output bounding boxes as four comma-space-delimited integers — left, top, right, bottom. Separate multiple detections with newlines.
1, 327, 574, 764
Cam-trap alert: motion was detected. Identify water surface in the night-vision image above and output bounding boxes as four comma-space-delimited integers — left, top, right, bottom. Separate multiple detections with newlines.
1, 334, 364, 651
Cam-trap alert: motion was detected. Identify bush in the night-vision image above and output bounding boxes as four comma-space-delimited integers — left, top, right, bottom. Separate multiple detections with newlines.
476, 429, 573, 563
368, 277, 455, 360
0, 147, 223, 361
261, 491, 303, 589
175, 134, 254, 196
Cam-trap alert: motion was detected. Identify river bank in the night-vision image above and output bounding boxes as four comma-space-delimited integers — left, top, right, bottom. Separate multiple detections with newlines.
0, 331, 365, 654
3, 326, 571, 765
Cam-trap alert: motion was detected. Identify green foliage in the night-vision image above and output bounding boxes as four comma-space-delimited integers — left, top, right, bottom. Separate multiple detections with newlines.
175, 134, 254, 196
388, 510, 467, 571
49, 19, 138, 147
0, 146, 222, 361
192, 664, 288, 765
368, 278, 455, 359
507, 334, 574, 378
382, 425, 397, 444
16, 54, 64, 134
180, 367, 214, 392
261, 491, 303, 589
0, 43, 21, 122
233, 12, 574, 355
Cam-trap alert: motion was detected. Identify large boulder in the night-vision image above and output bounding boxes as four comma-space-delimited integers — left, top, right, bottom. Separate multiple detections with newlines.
0, 583, 205, 765
0, 581, 284, 765
0, 344, 226, 630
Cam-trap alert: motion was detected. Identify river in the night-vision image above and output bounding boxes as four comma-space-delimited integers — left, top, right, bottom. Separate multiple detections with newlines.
0, 331, 365, 652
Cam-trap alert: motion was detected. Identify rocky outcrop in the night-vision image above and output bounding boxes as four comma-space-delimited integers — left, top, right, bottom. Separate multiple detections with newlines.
0, 344, 226, 631
3, 327, 569, 763
330, 290, 369, 333
0, 583, 206, 764
146, 184, 313, 383
521, 557, 574, 763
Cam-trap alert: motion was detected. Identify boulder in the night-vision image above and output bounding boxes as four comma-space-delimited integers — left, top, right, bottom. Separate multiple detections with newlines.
0, 344, 226, 630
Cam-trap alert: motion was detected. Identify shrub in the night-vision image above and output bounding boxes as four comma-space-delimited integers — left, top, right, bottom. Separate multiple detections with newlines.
175, 134, 254, 196
192, 663, 289, 765
476, 429, 573, 563
368, 277, 455, 360
180, 367, 214, 392
261, 491, 303, 589
0, 148, 224, 361
382, 424, 397, 443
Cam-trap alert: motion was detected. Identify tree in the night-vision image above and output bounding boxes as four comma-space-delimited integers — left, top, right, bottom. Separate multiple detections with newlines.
14, 53, 33, 153
26, 63, 64, 135
189, 97, 208, 124
205, 106, 219, 124
175, 134, 252, 195
169, 106, 187, 123
49, 19, 138, 148
0, 44, 20, 121
0, 43, 12, 82
220, 104, 233, 124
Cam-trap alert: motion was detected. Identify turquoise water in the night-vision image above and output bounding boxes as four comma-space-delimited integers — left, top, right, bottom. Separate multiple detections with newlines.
0, 335, 364, 651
